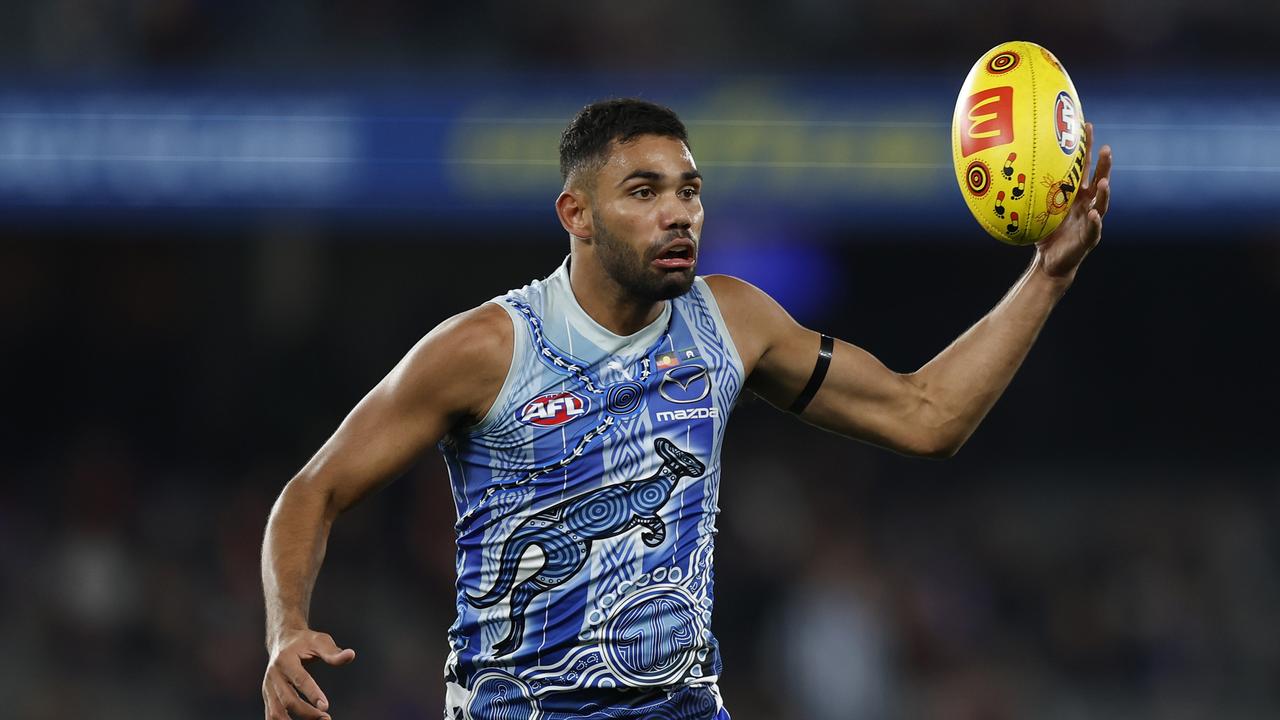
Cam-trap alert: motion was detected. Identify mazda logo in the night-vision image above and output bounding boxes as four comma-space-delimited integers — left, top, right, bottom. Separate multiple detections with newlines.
658, 365, 710, 404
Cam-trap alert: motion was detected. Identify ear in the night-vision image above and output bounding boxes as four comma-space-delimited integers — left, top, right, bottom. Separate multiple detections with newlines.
555, 187, 594, 241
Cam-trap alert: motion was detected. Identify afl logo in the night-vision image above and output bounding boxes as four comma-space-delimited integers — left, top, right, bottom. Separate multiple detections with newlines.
985, 51, 1019, 75
1054, 91, 1078, 155
965, 160, 991, 197
518, 391, 590, 427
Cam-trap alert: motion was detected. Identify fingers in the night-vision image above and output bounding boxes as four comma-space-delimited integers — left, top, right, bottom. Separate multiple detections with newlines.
263, 630, 354, 719
286, 666, 330, 713
1080, 122, 1095, 191
1092, 145, 1113, 200
1086, 208, 1103, 248
1087, 127, 1113, 218
265, 671, 331, 720
1093, 175, 1111, 218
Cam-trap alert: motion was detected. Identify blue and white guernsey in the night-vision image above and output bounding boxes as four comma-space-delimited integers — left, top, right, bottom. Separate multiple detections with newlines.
440, 257, 743, 720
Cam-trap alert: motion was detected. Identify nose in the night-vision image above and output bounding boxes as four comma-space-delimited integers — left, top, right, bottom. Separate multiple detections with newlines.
660, 193, 693, 231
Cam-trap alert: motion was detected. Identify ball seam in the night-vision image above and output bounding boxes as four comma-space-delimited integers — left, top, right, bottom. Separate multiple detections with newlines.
1026, 42, 1039, 245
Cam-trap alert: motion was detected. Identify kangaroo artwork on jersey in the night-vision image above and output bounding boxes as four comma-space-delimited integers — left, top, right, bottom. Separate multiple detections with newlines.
439, 257, 743, 720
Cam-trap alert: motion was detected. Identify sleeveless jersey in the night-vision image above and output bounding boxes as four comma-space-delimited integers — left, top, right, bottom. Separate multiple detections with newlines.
440, 257, 744, 720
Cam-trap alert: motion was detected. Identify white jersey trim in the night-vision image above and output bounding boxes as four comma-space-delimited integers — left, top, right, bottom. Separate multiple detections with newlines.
547, 255, 672, 353
467, 299, 528, 435
691, 276, 746, 385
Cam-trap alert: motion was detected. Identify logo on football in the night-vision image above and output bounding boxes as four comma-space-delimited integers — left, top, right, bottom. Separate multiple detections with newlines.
518, 391, 590, 427
1054, 91, 1078, 155
951, 41, 1087, 245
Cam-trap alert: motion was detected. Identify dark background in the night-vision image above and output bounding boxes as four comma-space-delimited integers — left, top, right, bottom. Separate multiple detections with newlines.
2, 2, 1278, 719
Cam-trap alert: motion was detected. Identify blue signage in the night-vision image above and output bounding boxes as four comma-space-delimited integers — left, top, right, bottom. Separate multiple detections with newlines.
0, 74, 1276, 234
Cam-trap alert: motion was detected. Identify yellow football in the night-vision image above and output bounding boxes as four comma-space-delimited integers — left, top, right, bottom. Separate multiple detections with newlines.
951, 41, 1087, 245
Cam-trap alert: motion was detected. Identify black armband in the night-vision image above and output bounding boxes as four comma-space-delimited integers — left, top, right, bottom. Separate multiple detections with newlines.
788, 334, 834, 414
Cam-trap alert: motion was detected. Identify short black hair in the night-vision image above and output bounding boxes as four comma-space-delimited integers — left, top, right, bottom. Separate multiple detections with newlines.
559, 98, 689, 184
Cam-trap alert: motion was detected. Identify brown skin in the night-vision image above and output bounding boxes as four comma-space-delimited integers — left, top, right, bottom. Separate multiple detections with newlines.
261, 306, 512, 719
262, 128, 1112, 717
555, 134, 705, 334
721, 123, 1111, 456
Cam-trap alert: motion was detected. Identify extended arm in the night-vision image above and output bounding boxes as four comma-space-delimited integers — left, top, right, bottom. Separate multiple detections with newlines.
711, 137, 1111, 458
261, 303, 512, 719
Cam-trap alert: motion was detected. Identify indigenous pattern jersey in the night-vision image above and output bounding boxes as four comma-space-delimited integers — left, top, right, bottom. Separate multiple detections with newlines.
440, 258, 743, 720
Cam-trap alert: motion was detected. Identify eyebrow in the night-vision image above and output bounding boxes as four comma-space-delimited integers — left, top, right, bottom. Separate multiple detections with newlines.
616, 169, 703, 187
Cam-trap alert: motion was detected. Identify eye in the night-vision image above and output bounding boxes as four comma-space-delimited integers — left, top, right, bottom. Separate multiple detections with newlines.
631, 187, 655, 199
679, 186, 700, 200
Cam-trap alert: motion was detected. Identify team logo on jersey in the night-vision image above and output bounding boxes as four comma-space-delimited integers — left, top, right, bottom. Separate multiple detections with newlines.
658, 365, 710, 405
518, 391, 590, 427
1054, 91, 1078, 155
656, 347, 700, 369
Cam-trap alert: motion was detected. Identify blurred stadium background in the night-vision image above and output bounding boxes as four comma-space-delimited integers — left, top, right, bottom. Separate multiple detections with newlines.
2, 1, 1279, 718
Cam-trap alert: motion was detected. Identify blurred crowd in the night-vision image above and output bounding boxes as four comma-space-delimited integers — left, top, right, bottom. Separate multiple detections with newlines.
3, 0, 1279, 74
3, 229, 1277, 719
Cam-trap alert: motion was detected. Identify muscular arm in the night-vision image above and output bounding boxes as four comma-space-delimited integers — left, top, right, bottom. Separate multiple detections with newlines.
709, 260, 1064, 458
709, 139, 1111, 459
261, 302, 512, 719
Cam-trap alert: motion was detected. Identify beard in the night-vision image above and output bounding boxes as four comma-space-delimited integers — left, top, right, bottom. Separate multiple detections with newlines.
593, 212, 697, 303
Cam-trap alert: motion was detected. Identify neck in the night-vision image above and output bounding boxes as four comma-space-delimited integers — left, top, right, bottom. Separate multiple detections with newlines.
568, 251, 666, 337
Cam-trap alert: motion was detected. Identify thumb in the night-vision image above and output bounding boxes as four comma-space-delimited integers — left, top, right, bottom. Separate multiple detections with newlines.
315, 634, 357, 666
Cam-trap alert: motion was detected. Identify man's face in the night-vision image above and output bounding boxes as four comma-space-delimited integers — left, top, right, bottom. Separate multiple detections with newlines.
587, 134, 704, 303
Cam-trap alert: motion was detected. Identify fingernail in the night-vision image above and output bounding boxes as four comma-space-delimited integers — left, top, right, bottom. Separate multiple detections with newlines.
318, 699, 328, 710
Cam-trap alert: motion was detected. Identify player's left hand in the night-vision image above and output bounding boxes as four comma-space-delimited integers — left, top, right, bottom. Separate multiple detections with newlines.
1036, 122, 1112, 283
263, 629, 356, 720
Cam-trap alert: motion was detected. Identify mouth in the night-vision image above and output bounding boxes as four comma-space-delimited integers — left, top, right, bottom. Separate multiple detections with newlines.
651, 239, 696, 270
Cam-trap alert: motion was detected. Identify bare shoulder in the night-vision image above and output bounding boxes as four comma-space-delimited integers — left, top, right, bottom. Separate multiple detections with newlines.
700, 274, 799, 375
702, 273, 767, 305
701, 274, 784, 325
428, 301, 513, 355
390, 301, 515, 427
